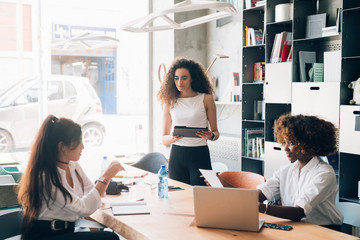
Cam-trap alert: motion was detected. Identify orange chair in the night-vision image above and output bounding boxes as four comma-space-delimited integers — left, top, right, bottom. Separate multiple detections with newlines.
219, 171, 265, 189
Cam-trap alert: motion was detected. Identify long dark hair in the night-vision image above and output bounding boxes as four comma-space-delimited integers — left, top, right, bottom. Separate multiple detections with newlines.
18, 115, 82, 227
157, 57, 214, 107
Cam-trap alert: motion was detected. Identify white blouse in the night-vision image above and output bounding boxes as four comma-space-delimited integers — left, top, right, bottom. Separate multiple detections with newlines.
170, 93, 208, 147
257, 156, 343, 225
38, 161, 101, 222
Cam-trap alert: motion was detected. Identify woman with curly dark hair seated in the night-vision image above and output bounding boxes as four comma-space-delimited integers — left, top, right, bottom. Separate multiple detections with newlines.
257, 113, 343, 230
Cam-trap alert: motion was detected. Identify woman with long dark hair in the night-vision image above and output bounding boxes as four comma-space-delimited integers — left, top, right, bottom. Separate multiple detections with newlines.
18, 115, 123, 240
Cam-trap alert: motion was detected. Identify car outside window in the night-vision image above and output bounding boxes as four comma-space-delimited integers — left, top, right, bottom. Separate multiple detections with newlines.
47, 81, 64, 100
15, 85, 38, 105
64, 81, 77, 98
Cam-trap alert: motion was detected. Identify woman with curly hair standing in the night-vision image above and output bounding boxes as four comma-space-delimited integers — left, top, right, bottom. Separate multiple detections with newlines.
256, 113, 343, 230
157, 57, 219, 186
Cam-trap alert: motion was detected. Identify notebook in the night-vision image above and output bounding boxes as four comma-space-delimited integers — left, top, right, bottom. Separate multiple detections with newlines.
110, 201, 150, 215
193, 186, 264, 232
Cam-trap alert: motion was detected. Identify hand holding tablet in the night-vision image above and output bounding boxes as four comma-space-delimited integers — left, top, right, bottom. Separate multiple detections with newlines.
173, 126, 208, 138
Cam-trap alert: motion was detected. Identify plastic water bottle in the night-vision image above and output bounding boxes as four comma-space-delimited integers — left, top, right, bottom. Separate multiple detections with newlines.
101, 156, 110, 175
158, 165, 168, 198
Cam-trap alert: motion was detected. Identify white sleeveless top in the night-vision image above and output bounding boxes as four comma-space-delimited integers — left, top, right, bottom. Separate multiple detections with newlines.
170, 93, 208, 147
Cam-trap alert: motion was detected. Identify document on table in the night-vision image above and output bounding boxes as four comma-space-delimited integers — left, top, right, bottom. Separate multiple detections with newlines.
110, 201, 150, 215
199, 169, 224, 188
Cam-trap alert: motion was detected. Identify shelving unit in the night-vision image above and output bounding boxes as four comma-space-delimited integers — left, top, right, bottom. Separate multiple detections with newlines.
337, 1, 360, 230
241, 1, 265, 175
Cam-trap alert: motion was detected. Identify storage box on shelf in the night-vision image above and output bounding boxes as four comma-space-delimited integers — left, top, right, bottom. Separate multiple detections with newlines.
264, 62, 292, 103
291, 82, 340, 126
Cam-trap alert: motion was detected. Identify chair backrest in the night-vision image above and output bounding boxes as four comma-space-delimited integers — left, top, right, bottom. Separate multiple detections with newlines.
0, 209, 23, 239
219, 171, 265, 189
131, 152, 168, 174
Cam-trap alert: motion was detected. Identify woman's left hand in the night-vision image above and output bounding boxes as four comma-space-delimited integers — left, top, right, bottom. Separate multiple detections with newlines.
196, 130, 213, 140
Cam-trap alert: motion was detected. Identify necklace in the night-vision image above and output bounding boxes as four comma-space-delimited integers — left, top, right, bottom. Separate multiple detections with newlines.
57, 159, 69, 165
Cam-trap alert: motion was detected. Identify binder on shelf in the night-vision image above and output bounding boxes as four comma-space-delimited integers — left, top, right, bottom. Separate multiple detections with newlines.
299, 51, 316, 82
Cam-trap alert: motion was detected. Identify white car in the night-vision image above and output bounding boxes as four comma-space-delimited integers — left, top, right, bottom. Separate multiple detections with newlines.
0, 75, 106, 152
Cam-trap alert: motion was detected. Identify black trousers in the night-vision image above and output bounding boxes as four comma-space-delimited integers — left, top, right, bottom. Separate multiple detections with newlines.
23, 221, 119, 240
169, 145, 212, 186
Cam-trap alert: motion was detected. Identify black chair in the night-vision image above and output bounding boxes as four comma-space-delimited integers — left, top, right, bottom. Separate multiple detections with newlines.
0, 209, 23, 240
131, 152, 168, 174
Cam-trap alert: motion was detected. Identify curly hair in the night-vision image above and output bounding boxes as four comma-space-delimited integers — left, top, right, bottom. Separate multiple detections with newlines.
157, 57, 213, 107
275, 113, 337, 156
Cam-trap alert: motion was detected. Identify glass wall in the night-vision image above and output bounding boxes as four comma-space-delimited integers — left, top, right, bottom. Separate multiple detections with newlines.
0, 0, 150, 170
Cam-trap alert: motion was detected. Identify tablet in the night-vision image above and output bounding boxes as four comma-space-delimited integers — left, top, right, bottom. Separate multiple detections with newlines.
173, 126, 208, 138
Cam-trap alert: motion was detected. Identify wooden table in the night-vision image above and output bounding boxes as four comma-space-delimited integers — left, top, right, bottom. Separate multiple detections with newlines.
91, 166, 358, 240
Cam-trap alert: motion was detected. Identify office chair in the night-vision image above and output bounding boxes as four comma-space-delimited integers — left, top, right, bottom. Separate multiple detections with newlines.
219, 171, 265, 189
131, 152, 168, 174
0, 209, 23, 240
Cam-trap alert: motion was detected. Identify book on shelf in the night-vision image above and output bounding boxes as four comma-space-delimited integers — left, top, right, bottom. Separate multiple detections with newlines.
270, 31, 292, 63
233, 72, 241, 102
306, 13, 327, 38
298, 51, 316, 82
336, 8, 342, 33
255, 0, 265, 7
286, 45, 293, 62
322, 26, 338, 37
244, 128, 264, 157
245, 0, 263, 9
245, 27, 263, 46
281, 44, 292, 62
253, 62, 265, 83
253, 100, 263, 120
309, 63, 324, 82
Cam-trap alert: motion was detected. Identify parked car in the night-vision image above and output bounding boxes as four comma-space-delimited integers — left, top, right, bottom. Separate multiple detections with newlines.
0, 75, 106, 152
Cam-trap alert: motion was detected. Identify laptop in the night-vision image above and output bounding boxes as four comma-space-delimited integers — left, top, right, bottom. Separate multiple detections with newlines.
193, 186, 265, 232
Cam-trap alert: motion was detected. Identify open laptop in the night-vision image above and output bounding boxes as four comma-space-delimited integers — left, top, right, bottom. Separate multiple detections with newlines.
193, 186, 265, 232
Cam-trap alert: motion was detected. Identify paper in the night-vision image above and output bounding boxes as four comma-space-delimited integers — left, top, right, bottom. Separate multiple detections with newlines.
110, 201, 150, 215
199, 169, 223, 188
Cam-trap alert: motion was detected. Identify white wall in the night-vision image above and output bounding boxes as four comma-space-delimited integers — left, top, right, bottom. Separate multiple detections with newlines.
207, 13, 243, 102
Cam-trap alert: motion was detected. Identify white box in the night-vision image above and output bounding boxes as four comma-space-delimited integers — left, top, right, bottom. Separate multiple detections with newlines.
264, 62, 292, 103
339, 105, 360, 154
292, 82, 340, 127
264, 141, 288, 179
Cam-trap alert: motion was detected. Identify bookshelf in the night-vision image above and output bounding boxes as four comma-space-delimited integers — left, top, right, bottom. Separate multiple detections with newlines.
241, 2, 265, 175
241, 0, 360, 231
337, 0, 360, 230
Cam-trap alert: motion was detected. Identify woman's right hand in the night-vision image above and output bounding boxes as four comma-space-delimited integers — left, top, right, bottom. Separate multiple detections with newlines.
102, 161, 124, 180
171, 132, 183, 143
